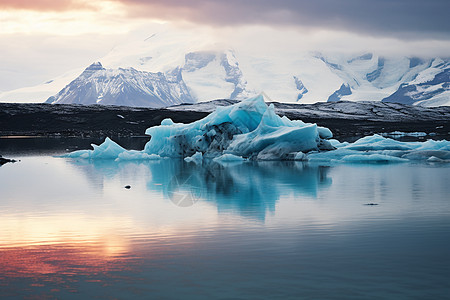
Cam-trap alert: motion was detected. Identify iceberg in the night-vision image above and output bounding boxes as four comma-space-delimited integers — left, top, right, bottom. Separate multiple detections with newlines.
65, 139, 162, 161
143, 95, 334, 160
307, 134, 450, 163
64, 95, 450, 163
64, 137, 126, 159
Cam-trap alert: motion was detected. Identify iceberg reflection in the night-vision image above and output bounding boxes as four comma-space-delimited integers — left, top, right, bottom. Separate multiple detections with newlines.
69, 158, 332, 220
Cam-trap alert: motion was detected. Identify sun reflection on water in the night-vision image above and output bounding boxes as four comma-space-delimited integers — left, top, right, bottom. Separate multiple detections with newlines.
0, 156, 449, 298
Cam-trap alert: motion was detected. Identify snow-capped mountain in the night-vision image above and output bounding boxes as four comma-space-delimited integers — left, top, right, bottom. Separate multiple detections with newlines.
312, 53, 443, 104
382, 58, 450, 106
1, 27, 449, 107
46, 62, 194, 107
45, 49, 251, 107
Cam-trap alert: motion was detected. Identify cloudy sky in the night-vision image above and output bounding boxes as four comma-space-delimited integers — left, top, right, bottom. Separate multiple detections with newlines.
1, 0, 449, 91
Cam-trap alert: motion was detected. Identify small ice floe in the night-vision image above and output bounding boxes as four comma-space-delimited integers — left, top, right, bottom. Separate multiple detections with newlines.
116, 151, 161, 161
213, 154, 246, 163
381, 131, 427, 138
307, 135, 450, 163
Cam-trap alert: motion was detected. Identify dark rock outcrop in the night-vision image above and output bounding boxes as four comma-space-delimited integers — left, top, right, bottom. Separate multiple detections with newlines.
0, 155, 16, 166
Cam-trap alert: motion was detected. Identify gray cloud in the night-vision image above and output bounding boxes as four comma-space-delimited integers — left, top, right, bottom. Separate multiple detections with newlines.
118, 0, 450, 40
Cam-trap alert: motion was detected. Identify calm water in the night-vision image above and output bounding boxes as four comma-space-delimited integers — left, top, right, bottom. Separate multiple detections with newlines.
1, 154, 450, 299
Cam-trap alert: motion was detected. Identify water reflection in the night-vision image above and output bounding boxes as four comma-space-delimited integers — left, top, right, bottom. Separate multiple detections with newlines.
0, 241, 142, 299
69, 159, 332, 220
1, 157, 450, 299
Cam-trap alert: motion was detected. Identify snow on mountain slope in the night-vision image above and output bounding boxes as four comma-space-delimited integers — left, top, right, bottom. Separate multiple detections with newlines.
382, 59, 450, 107
1, 27, 449, 107
46, 62, 194, 107
234, 53, 342, 103
70, 30, 374, 104
181, 50, 252, 101
99, 29, 250, 101
315, 53, 434, 102
0, 69, 81, 103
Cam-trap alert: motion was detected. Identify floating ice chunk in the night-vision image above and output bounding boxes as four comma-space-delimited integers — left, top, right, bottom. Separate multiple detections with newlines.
63, 95, 450, 164
144, 94, 332, 159
405, 132, 427, 137
116, 150, 161, 161
341, 154, 408, 163
64, 150, 91, 159
64, 137, 126, 159
306, 135, 450, 163
213, 154, 246, 162
307, 148, 358, 162
402, 150, 450, 161
416, 140, 450, 151
381, 131, 427, 138
185, 152, 203, 163
307, 149, 408, 163
346, 134, 414, 151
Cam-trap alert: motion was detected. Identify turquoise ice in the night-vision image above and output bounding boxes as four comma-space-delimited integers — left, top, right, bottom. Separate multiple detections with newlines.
65, 95, 450, 163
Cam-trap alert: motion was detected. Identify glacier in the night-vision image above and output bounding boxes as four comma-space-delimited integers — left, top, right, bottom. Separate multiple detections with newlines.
64, 95, 450, 163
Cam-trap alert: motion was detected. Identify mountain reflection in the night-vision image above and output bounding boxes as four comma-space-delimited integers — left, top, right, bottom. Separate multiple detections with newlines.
69, 159, 332, 220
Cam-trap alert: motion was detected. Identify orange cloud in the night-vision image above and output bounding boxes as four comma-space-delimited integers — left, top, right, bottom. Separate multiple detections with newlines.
0, 0, 93, 11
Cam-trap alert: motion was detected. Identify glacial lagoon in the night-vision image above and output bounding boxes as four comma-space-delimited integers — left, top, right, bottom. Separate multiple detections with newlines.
1, 152, 450, 299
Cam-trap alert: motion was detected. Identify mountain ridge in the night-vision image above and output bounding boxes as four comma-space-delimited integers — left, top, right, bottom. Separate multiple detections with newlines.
1, 30, 449, 107
45, 62, 195, 107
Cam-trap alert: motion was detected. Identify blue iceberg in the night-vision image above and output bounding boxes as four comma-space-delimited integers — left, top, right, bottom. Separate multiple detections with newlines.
143, 95, 333, 159
308, 134, 450, 163
65, 95, 450, 163
64, 137, 127, 159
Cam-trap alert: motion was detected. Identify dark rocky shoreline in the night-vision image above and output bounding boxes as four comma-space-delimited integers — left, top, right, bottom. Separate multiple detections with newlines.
0, 103, 208, 139
1, 101, 449, 143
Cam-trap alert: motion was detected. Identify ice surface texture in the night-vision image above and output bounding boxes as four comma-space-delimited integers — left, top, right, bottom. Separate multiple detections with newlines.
65, 95, 450, 163
143, 94, 333, 160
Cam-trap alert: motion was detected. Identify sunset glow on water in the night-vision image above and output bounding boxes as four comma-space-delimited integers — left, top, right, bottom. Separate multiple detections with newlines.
1, 156, 449, 299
